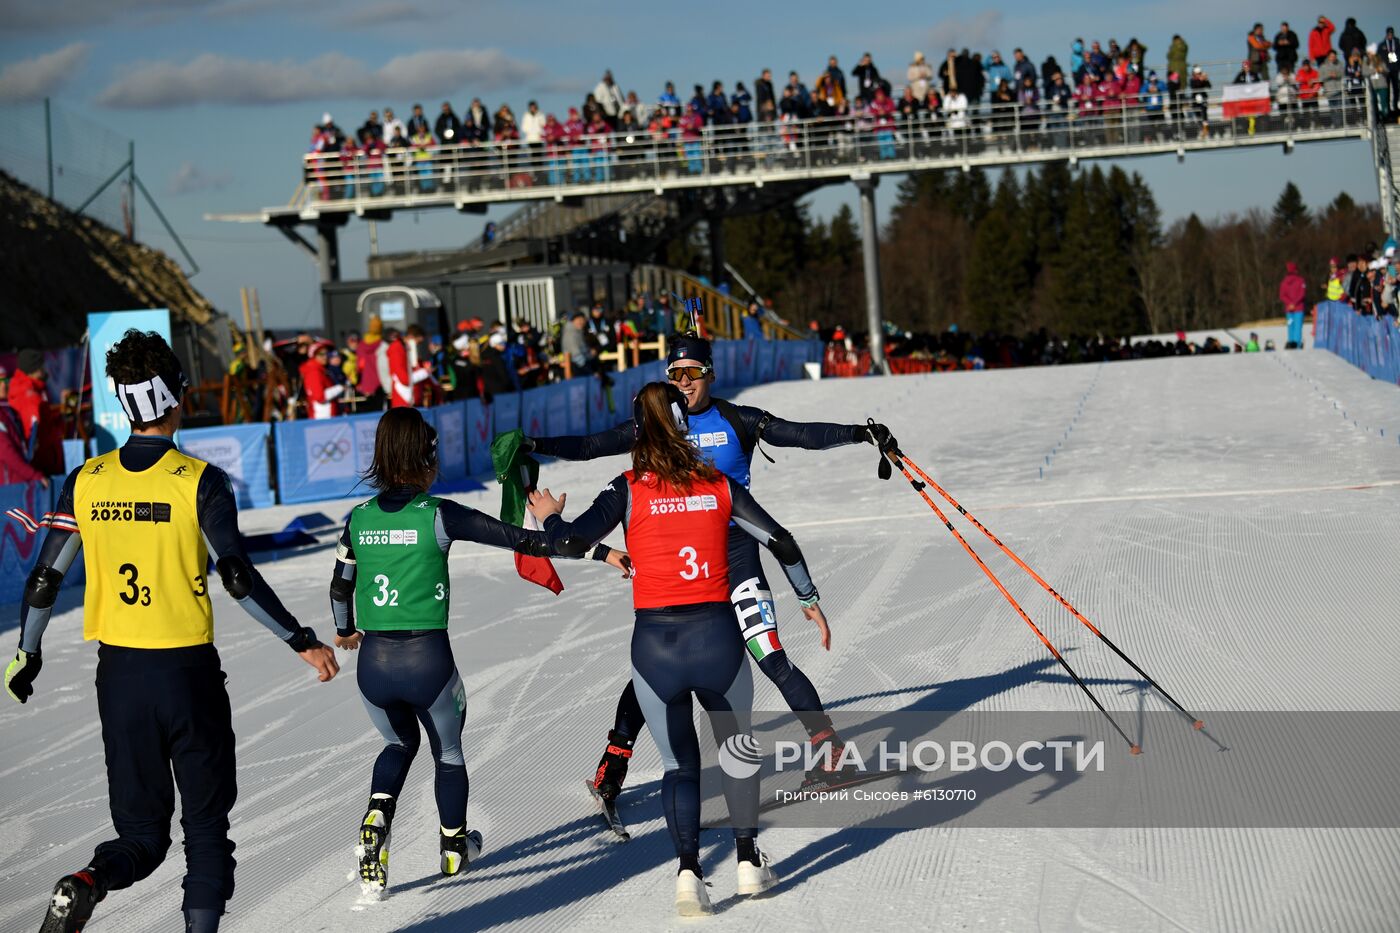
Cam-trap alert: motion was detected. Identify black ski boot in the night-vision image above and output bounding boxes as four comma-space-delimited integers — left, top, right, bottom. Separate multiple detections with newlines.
356, 795, 397, 892
590, 730, 634, 803
38, 868, 106, 933
439, 828, 483, 876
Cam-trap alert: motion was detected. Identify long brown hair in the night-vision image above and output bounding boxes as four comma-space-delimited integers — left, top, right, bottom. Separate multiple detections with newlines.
365, 407, 438, 491
630, 382, 717, 492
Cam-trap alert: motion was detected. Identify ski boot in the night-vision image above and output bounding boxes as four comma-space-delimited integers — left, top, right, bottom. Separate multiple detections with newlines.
38, 869, 105, 933
801, 727, 858, 789
590, 729, 633, 803
355, 795, 396, 892
674, 860, 712, 916
735, 837, 779, 896
439, 828, 483, 876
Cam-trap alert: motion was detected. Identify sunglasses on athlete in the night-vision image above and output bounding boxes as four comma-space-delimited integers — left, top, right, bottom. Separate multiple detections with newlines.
666, 365, 712, 382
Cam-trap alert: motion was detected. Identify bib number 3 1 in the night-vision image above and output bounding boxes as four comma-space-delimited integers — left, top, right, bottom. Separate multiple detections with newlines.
678, 546, 710, 581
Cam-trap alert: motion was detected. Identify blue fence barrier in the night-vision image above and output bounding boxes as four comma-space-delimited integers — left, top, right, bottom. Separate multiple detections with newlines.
179, 422, 275, 509
1316, 301, 1400, 386
0, 480, 84, 605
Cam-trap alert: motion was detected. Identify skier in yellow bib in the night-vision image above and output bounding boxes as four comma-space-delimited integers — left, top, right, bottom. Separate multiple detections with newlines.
6, 329, 339, 933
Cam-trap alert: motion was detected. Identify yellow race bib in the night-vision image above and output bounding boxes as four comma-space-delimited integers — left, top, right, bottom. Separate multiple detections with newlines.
74, 448, 214, 648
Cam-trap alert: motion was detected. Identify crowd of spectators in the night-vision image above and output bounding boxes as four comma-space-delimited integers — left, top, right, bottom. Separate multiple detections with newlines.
304, 16, 1398, 197
1321, 241, 1399, 319
225, 287, 787, 421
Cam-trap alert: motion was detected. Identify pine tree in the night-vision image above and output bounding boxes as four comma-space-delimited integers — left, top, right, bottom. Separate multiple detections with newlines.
1271, 182, 1310, 233
964, 170, 1034, 332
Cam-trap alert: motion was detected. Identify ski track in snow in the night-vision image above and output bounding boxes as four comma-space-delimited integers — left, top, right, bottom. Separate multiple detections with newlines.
2, 351, 1398, 932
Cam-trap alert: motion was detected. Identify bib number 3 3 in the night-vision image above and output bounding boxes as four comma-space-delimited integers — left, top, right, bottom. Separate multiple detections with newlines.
117, 563, 152, 606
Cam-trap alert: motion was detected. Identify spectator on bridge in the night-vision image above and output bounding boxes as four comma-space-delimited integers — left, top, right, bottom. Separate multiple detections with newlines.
897, 85, 922, 124
1309, 16, 1335, 64
521, 100, 545, 151
407, 103, 429, 137
658, 81, 681, 116
359, 110, 383, 141
1087, 40, 1109, 76
1319, 50, 1344, 116
1233, 59, 1261, 84
985, 50, 1012, 90
1274, 22, 1300, 73
1279, 261, 1307, 348
585, 112, 610, 181
1142, 71, 1166, 138
1167, 35, 1189, 85
824, 55, 847, 97
1274, 67, 1297, 124
939, 49, 957, 93
1189, 66, 1212, 138
1345, 51, 1367, 109
1040, 55, 1062, 93
594, 70, 625, 127
944, 85, 969, 137
1369, 53, 1391, 120
706, 81, 731, 124
563, 107, 586, 181
463, 98, 491, 142
1012, 49, 1036, 89
1382, 28, 1400, 118
967, 51, 988, 108
870, 86, 897, 158
755, 68, 776, 113
852, 52, 882, 103
731, 82, 753, 123
908, 52, 933, 101
1247, 23, 1272, 80
787, 71, 812, 116
1339, 17, 1368, 62
680, 102, 704, 173
434, 102, 461, 144
1126, 37, 1147, 71
1296, 58, 1321, 122
623, 90, 651, 126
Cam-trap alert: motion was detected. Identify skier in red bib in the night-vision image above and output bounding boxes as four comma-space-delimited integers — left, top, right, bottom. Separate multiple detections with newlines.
529, 382, 826, 916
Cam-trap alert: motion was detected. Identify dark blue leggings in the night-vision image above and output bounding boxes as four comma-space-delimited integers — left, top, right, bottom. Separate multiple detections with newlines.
613, 526, 828, 741
357, 630, 468, 829
631, 603, 756, 858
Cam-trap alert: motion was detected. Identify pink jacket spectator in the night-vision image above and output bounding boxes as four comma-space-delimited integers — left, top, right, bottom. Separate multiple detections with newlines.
1279, 262, 1307, 312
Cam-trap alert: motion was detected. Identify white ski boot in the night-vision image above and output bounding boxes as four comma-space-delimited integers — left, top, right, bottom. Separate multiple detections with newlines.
675, 868, 713, 916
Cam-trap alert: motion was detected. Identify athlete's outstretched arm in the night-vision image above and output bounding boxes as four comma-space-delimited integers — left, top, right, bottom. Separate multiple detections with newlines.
6, 469, 82, 702
527, 421, 635, 461
533, 475, 629, 559
437, 499, 595, 558
732, 404, 897, 454
727, 479, 819, 602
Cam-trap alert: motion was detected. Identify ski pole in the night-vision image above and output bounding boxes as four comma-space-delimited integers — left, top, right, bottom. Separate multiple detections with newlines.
882, 449, 1140, 754
897, 450, 1203, 732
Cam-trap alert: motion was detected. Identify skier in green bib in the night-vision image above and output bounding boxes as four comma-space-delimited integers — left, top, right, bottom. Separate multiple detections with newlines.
328, 408, 599, 895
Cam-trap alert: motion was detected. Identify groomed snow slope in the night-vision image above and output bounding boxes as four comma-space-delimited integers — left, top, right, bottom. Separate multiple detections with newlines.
2, 348, 1398, 933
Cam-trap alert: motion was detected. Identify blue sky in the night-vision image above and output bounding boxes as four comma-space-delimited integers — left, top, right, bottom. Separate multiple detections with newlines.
1, 0, 1393, 329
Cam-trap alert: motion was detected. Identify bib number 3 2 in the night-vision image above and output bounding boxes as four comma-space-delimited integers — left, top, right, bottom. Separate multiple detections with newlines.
372, 573, 400, 607
678, 546, 710, 581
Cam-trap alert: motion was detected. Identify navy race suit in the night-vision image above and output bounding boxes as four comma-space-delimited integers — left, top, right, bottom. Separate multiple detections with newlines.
531, 398, 867, 739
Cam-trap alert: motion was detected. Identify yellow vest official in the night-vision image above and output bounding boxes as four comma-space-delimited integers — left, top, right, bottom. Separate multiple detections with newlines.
74, 447, 214, 648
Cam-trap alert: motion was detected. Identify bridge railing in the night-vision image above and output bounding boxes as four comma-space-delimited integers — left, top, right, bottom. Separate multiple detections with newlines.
297, 89, 1369, 210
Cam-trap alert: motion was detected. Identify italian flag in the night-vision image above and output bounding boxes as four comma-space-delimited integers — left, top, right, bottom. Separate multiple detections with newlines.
490, 429, 564, 594
747, 630, 782, 661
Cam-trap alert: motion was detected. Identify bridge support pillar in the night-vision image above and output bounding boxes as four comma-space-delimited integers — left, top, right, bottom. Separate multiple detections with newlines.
316, 221, 341, 283
855, 177, 887, 374
706, 214, 726, 293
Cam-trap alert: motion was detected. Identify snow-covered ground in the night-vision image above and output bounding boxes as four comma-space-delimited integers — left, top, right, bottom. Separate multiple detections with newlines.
2, 348, 1398, 933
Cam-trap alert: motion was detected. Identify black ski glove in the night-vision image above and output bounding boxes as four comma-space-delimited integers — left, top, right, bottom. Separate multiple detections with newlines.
5, 650, 42, 704
861, 421, 900, 455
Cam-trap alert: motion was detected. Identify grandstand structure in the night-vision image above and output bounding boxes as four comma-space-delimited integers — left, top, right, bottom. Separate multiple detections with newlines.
211, 87, 1393, 370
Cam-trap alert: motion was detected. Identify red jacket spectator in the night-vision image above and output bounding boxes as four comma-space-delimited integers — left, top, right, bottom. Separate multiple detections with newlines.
543, 114, 564, 153
1308, 16, 1334, 63
1120, 72, 1141, 107
300, 351, 345, 419
563, 108, 585, 146
9, 357, 63, 476
1296, 62, 1321, 100
869, 89, 896, 128
1279, 262, 1307, 312
586, 116, 611, 151
386, 333, 413, 408
1096, 74, 1122, 110
679, 108, 703, 140
0, 368, 44, 484
357, 316, 385, 397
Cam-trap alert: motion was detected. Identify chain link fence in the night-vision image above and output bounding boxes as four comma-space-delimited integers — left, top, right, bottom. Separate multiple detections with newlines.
0, 99, 135, 232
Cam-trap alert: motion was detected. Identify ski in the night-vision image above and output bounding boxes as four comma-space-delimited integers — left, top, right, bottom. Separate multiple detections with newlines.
584, 780, 631, 841
759, 770, 903, 814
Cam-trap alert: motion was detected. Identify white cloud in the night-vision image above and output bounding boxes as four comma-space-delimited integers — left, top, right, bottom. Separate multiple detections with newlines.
167, 161, 233, 195
0, 43, 92, 102
926, 11, 1005, 56
97, 48, 542, 108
